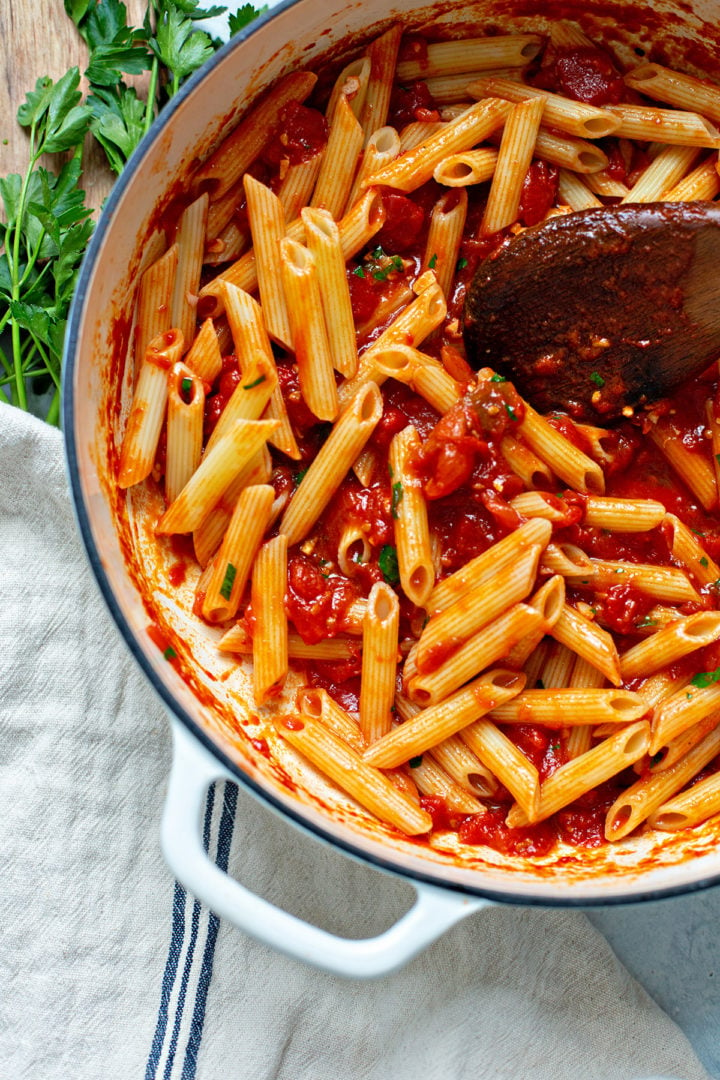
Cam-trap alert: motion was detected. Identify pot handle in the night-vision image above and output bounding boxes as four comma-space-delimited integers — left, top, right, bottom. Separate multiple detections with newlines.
161, 719, 492, 979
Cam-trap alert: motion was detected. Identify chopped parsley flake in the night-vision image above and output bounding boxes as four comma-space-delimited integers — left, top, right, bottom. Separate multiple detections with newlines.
504, 402, 517, 420
636, 617, 658, 629
456, 256, 468, 270
391, 481, 404, 519
691, 666, 720, 688
295, 468, 308, 486
219, 563, 237, 601
490, 374, 506, 383
590, 371, 605, 388
378, 544, 400, 585
352, 265, 365, 277
700, 556, 709, 568
428, 253, 438, 269
163, 646, 177, 661
181, 377, 192, 395
243, 374, 267, 389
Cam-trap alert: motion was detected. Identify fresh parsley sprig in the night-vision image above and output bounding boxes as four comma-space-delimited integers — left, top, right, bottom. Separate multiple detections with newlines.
1, 0, 266, 424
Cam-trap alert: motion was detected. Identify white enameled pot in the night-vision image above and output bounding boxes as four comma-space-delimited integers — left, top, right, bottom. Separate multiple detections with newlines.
64, 0, 720, 979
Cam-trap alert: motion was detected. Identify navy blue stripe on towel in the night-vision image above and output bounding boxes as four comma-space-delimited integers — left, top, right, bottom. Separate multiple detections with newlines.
181, 782, 238, 1080
146, 781, 238, 1080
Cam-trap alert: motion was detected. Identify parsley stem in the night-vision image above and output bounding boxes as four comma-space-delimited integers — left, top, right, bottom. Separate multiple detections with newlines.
46, 388, 60, 426
144, 56, 160, 135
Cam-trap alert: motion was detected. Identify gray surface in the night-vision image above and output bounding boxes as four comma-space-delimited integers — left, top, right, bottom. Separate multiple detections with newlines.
588, 886, 720, 1078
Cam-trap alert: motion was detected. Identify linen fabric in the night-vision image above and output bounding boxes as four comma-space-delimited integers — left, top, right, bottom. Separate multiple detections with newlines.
0, 403, 711, 1080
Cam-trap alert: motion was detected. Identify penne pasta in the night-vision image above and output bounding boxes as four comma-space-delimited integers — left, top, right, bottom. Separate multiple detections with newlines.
360, 582, 400, 743
275, 715, 432, 836
388, 425, 434, 608
252, 534, 289, 702
202, 484, 275, 623
364, 669, 525, 768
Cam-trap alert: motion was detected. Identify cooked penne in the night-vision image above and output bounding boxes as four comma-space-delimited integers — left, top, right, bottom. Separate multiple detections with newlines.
467, 76, 619, 139
583, 496, 665, 532
198, 187, 385, 317
499, 435, 554, 489
389, 425, 434, 608
362, 98, 512, 193
359, 24, 403, 141
252, 534, 289, 702
278, 382, 383, 546
395, 34, 543, 81
460, 717, 540, 821
311, 94, 364, 219
549, 603, 622, 686
428, 517, 552, 613
606, 103, 720, 146
620, 611, 720, 680
202, 484, 275, 623
556, 168, 603, 210
415, 542, 542, 674
422, 189, 468, 300
156, 419, 277, 535
665, 153, 720, 201
490, 688, 649, 727
204, 351, 277, 454
275, 715, 432, 836
170, 193, 208, 350
219, 623, 356, 661
481, 96, 545, 235
165, 362, 204, 505
184, 317, 222, 384
277, 155, 324, 223
624, 62, 720, 125
650, 682, 720, 755
134, 244, 178, 360
118, 328, 184, 490
364, 669, 524, 768
193, 71, 317, 198
373, 345, 462, 414
433, 148, 498, 187
664, 512, 720, 587
243, 175, 293, 350
649, 415, 718, 511
360, 582, 400, 743
507, 722, 651, 827
296, 688, 365, 753
280, 238, 339, 422
405, 753, 486, 814
605, 723, 720, 839
517, 401, 605, 494
301, 207, 358, 378
408, 602, 545, 706
219, 282, 299, 459
565, 559, 700, 604
192, 448, 272, 567
650, 768, 720, 830
622, 144, 700, 202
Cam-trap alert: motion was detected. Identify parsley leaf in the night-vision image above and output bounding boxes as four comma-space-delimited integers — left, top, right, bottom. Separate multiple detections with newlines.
378, 544, 400, 585
691, 667, 720, 689
229, 3, 268, 34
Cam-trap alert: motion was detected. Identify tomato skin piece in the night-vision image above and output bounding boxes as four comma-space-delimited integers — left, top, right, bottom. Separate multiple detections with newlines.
374, 193, 426, 253
519, 161, 559, 227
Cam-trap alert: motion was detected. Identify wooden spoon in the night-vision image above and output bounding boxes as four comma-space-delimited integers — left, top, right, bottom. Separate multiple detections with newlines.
463, 202, 720, 422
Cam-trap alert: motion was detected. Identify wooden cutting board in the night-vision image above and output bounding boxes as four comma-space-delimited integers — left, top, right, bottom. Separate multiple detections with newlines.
1, 0, 146, 211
